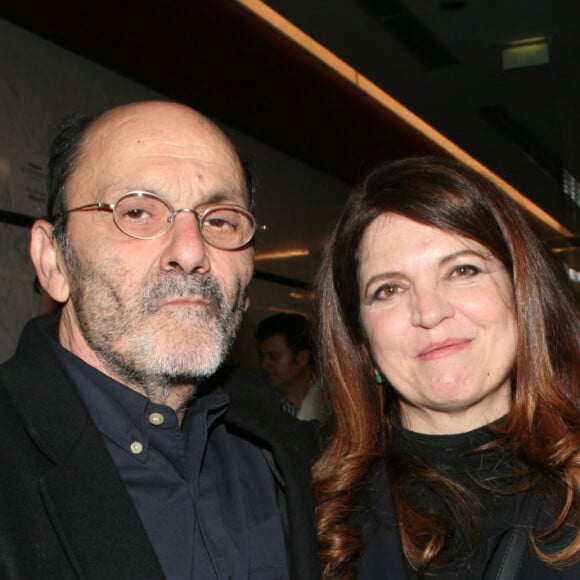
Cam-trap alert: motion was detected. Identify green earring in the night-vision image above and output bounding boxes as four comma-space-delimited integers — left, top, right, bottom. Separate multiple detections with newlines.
375, 370, 383, 384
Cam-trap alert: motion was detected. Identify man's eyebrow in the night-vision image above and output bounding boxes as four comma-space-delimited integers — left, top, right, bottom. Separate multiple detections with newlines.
200, 191, 249, 206
114, 187, 246, 205
205, 192, 236, 203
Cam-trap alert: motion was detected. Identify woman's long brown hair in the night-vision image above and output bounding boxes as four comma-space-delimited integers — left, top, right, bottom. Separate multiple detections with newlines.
313, 156, 580, 578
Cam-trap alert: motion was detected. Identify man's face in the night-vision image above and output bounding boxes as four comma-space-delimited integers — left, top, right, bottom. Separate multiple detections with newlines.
52, 102, 254, 398
257, 333, 306, 394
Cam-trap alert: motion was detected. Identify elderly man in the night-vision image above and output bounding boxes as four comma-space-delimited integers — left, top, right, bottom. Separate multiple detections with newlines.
0, 101, 319, 579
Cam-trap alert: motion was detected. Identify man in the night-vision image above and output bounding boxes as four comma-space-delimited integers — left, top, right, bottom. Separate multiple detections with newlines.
255, 313, 324, 421
0, 101, 319, 579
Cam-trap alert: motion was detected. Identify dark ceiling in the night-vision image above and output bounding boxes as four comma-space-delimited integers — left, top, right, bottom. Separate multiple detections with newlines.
0, 0, 446, 185
0, 0, 577, 256
263, 0, 579, 246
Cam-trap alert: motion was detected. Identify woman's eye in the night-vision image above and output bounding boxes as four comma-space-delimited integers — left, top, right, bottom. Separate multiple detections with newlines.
451, 264, 481, 277
372, 283, 401, 300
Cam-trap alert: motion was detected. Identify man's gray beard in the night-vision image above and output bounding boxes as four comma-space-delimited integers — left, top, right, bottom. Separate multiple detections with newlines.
62, 240, 246, 397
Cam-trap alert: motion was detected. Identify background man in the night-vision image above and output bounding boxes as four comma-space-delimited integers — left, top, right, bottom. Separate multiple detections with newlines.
255, 312, 324, 421
0, 101, 319, 579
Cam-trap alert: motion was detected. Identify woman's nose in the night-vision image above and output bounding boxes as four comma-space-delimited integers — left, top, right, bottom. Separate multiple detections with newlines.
410, 285, 455, 328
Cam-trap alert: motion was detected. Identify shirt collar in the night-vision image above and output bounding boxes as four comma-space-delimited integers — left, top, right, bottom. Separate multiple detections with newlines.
51, 340, 229, 458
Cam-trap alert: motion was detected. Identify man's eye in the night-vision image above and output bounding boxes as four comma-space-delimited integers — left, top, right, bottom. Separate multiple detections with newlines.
124, 208, 152, 220
205, 217, 235, 230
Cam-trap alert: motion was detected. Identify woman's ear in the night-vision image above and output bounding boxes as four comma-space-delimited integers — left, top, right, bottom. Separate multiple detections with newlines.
30, 220, 70, 303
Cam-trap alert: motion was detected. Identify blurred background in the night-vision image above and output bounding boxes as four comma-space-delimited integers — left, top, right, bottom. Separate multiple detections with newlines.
0, 0, 577, 370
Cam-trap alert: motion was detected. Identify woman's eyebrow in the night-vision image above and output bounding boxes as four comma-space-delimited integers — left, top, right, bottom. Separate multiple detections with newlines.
361, 249, 492, 294
439, 248, 491, 266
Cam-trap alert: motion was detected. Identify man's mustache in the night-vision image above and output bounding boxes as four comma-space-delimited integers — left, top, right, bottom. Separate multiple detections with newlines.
141, 275, 224, 315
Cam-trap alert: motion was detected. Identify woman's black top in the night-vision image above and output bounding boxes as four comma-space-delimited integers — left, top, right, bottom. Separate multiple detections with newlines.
357, 422, 579, 579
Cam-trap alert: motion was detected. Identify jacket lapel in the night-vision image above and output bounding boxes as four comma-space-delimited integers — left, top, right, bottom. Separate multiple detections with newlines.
2, 316, 164, 579
39, 424, 164, 579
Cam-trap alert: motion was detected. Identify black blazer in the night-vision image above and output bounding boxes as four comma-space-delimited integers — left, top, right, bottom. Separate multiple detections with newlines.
0, 316, 321, 580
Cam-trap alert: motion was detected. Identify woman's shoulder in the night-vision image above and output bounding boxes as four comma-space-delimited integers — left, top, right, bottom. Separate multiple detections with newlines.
517, 547, 580, 579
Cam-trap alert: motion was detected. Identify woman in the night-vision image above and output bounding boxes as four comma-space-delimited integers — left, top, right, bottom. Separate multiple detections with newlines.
313, 156, 580, 579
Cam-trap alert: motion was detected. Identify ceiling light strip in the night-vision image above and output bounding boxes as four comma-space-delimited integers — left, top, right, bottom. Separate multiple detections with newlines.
255, 249, 310, 260
232, 0, 572, 238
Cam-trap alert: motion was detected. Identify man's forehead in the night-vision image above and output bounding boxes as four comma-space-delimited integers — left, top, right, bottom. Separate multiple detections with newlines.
259, 333, 290, 350
70, 102, 247, 199
84, 104, 238, 164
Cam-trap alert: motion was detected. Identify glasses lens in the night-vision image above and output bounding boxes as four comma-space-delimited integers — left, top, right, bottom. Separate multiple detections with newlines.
113, 193, 171, 239
201, 207, 255, 249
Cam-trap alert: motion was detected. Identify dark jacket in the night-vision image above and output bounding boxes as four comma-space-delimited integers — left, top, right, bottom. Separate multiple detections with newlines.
0, 316, 320, 580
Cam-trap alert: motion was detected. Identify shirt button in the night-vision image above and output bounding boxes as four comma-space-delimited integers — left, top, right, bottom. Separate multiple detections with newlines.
130, 440, 144, 454
148, 412, 165, 426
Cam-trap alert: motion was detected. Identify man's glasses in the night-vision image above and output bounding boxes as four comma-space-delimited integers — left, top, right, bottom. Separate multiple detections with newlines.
61, 191, 263, 250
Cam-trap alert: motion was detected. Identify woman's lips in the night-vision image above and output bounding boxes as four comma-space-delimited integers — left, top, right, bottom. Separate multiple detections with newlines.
417, 338, 472, 360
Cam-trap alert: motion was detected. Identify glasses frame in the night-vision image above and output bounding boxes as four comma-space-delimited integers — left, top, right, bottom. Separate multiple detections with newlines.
61, 190, 264, 250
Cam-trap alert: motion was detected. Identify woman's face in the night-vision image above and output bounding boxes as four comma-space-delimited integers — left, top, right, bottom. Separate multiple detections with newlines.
358, 213, 517, 434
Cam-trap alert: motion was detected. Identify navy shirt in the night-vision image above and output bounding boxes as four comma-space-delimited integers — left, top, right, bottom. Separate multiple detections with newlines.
53, 344, 289, 579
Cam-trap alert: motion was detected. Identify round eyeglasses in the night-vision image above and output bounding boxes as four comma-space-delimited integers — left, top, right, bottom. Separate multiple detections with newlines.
61, 191, 263, 250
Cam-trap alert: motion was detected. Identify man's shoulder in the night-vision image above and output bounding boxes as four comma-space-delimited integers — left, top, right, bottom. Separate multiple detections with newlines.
0, 315, 66, 393
203, 364, 284, 414
2, 314, 57, 359
206, 365, 321, 457
0, 315, 92, 449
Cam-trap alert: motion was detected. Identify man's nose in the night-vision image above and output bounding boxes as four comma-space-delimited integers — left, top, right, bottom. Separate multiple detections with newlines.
160, 213, 210, 274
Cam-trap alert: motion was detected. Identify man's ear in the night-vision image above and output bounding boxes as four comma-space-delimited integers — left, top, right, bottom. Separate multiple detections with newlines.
30, 220, 71, 303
